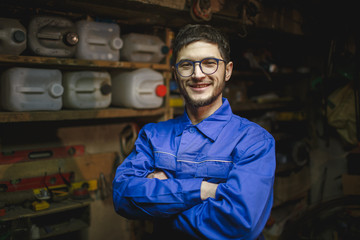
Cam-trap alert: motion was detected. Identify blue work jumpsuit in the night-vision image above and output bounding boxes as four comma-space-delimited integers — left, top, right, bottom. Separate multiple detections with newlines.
113, 98, 276, 239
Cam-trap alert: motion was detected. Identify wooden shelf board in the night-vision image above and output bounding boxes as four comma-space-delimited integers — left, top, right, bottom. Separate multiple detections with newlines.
37, 218, 88, 239
0, 55, 170, 70
0, 199, 91, 221
0, 107, 166, 123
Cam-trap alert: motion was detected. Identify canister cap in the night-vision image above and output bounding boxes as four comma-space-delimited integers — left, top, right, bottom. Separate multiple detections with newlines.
110, 37, 123, 50
155, 84, 167, 97
49, 83, 64, 98
64, 32, 79, 46
13, 30, 26, 43
100, 83, 112, 95
161, 46, 169, 54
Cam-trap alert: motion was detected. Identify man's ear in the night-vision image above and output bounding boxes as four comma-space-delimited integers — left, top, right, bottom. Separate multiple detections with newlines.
172, 66, 178, 82
225, 61, 233, 82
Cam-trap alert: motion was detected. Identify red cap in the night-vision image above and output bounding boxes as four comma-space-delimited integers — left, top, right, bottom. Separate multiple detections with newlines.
155, 84, 167, 97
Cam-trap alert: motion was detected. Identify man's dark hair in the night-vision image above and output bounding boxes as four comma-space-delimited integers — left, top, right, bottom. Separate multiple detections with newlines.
171, 24, 231, 66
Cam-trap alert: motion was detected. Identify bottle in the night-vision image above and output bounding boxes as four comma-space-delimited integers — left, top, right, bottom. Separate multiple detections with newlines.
111, 68, 166, 109
75, 20, 123, 61
62, 71, 112, 109
121, 33, 169, 63
0, 67, 63, 111
27, 15, 79, 57
0, 18, 27, 55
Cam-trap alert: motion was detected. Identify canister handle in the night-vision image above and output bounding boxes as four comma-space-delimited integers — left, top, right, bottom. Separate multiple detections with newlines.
86, 38, 107, 45
37, 32, 62, 40
16, 86, 45, 93
132, 44, 160, 54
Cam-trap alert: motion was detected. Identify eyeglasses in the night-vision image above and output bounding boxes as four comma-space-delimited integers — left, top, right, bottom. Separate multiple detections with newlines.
175, 57, 226, 77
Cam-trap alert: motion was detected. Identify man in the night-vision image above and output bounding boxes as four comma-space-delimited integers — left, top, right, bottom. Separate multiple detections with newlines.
113, 24, 276, 240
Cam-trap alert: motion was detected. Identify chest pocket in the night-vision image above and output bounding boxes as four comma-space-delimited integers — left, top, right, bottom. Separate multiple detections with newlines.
194, 158, 233, 179
175, 156, 233, 180
154, 151, 177, 171
154, 151, 234, 180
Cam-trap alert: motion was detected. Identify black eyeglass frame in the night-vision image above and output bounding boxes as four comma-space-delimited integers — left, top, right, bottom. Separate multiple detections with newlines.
175, 57, 226, 77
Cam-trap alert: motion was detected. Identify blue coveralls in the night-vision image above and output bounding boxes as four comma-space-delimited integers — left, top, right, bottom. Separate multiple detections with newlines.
113, 98, 276, 240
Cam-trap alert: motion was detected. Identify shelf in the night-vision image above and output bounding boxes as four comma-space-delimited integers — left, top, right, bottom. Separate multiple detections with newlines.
36, 218, 88, 239
0, 107, 166, 123
0, 55, 170, 71
0, 199, 91, 222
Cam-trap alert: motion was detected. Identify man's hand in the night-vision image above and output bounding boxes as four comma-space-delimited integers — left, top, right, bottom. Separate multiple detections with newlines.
147, 171, 217, 200
147, 170, 168, 180
200, 181, 219, 200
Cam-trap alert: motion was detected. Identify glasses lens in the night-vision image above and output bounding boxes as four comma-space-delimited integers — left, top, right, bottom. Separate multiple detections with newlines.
201, 58, 219, 75
177, 60, 194, 77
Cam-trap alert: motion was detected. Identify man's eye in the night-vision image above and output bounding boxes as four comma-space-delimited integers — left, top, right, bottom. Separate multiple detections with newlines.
202, 59, 217, 65
179, 62, 192, 68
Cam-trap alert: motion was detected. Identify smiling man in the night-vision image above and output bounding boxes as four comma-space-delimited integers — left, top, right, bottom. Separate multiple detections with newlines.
113, 24, 276, 240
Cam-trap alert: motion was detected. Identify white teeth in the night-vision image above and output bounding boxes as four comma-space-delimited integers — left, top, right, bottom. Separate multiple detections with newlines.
193, 84, 208, 88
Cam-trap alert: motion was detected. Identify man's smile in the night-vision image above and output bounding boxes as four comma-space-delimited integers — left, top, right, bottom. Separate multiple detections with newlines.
188, 82, 212, 89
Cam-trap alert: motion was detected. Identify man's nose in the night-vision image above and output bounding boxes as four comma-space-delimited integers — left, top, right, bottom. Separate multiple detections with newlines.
193, 63, 205, 78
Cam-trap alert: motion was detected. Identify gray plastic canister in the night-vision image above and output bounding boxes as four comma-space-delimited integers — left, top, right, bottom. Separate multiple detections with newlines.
27, 16, 79, 57
111, 68, 166, 109
62, 71, 112, 109
75, 20, 123, 61
0, 67, 63, 111
121, 33, 168, 63
0, 18, 27, 55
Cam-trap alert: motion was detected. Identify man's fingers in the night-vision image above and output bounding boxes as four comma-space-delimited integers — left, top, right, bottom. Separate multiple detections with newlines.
147, 173, 155, 179
153, 170, 168, 180
147, 170, 168, 180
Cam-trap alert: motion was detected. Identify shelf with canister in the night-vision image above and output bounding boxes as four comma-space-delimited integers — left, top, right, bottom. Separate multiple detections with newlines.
0, 15, 173, 122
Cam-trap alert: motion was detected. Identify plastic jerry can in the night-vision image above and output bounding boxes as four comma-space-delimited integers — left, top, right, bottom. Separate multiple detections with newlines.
0, 18, 27, 55
111, 68, 167, 109
62, 71, 112, 109
0, 67, 63, 111
75, 20, 123, 61
121, 33, 169, 63
27, 16, 79, 57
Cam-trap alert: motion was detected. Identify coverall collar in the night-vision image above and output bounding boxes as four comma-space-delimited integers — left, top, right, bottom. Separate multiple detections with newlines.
176, 98, 233, 142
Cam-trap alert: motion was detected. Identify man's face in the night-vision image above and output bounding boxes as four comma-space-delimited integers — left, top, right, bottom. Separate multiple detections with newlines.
174, 41, 233, 108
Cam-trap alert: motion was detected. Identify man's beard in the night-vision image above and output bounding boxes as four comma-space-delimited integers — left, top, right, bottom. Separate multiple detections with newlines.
179, 74, 226, 108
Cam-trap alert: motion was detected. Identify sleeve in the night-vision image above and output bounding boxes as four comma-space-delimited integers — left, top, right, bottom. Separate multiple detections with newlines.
112, 126, 203, 220
172, 137, 276, 240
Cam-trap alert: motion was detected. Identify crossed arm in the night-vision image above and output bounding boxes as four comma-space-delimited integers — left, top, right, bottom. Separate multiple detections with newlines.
147, 170, 218, 200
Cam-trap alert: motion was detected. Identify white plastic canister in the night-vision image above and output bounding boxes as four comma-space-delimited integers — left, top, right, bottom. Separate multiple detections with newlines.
121, 33, 168, 63
62, 71, 112, 109
111, 68, 167, 109
0, 18, 27, 55
75, 20, 123, 61
28, 16, 79, 57
0, 67, 63, 111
